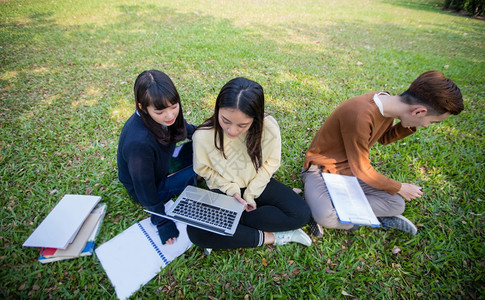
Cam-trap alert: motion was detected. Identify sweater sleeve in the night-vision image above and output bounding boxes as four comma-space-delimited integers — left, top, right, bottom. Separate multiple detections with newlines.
124, 141, 165, 213
340, 115, 402, 195
243, 116, 281, 204
378, 121, 416, 145
192, 130, 241, 198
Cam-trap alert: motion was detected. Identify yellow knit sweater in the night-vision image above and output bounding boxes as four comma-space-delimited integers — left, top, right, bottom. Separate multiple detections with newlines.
193, 115, 281, 205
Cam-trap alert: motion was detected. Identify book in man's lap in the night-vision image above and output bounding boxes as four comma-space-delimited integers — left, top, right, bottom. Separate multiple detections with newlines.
321, 173, 380, 227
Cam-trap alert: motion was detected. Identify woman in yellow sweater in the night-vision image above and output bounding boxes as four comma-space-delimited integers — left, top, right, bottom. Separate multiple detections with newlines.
187, 77, 311, 252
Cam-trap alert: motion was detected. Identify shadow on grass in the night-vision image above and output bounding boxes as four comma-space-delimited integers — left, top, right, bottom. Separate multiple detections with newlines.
2, 3, 484, 123
383, 0, 485, 20
382, 0, 445, 13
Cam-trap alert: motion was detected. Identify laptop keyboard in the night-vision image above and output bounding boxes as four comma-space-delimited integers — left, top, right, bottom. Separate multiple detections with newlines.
172, 198, 238, 230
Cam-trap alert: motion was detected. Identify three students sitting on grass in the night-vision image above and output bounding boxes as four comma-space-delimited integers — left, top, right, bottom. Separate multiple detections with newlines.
117, 70, 463, 251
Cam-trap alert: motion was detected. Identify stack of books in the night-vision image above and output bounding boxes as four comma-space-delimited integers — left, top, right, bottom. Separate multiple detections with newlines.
23, 194, 106, 264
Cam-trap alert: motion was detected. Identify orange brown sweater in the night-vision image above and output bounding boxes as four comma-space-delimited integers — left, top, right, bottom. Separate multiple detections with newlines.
304, 92, 415, 195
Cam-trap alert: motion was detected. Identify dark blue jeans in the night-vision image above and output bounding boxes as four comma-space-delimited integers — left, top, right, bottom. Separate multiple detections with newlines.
187, 178, 311, 249
157, 166, 197, 203
149, 145, 198, 227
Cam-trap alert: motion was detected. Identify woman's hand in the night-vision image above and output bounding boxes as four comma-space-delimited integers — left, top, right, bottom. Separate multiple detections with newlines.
156, 220, 180, 245
233, 193, 247, 207
246, 202, 257, 212
165, 237, 177, 245
233, 193, 256, 212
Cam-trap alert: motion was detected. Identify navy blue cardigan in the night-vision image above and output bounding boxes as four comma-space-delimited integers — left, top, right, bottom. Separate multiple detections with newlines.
117, 112, 196, 214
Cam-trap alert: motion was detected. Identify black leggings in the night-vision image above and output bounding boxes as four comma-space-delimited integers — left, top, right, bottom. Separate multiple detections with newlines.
187, 178, 311, 249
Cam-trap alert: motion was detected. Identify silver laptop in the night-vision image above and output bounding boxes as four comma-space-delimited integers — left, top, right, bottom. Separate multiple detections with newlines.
146, 185, 245, 236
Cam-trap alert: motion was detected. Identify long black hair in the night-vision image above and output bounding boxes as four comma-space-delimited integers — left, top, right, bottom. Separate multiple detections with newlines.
198, 77, 265, 170
134, 70, 187, 145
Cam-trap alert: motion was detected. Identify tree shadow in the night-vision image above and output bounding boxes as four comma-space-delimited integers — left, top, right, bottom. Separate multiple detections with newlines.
381, 0, 445, 13
382, 0, 484, 19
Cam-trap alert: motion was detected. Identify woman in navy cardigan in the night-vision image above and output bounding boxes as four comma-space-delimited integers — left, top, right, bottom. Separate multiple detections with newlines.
117, 70, 197, 245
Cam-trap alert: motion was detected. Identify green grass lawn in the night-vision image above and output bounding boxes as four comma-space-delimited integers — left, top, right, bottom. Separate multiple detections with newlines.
1, 0, 484, 298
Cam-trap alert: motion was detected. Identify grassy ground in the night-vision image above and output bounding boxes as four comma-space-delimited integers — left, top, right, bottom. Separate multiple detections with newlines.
1, 0, 484, 298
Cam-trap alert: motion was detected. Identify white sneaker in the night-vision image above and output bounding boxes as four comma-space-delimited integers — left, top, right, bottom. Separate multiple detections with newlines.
273, 229, 312, 246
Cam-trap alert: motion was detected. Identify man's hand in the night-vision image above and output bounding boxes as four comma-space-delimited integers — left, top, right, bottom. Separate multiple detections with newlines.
398, 183, 423, 201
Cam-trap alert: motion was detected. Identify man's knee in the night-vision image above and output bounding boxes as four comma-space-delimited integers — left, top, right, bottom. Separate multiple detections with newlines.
313, 210, 341, 229
393, 197, 406, 215
373, 195, 406, 217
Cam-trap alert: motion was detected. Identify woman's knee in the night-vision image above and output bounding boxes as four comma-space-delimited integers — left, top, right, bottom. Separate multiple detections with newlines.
282, 193, 311, 227
300, 200, 312, 222
288, 202, 311, 228
187, 226, 211, 248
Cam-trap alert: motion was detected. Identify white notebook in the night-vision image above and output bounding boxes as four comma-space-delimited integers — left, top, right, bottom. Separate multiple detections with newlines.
322, 173, 380, 227
95, 201, 192, 300
23, 194, 101, 249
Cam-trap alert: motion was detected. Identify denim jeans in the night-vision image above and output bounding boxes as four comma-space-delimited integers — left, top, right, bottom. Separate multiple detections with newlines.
149, 143, 198, 227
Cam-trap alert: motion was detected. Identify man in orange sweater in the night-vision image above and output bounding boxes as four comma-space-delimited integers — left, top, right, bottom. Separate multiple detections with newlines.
301, 70, 463, 236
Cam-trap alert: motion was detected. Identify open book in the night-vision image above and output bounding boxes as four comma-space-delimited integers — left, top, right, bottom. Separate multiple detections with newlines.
322, 173, 380, 227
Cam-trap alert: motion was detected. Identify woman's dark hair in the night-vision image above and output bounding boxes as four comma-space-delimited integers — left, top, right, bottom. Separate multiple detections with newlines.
134, 70, 187, 145
198, 77, 265, 170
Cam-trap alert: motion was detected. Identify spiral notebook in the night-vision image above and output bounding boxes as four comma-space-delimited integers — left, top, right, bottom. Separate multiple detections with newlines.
95, 201, 192, 300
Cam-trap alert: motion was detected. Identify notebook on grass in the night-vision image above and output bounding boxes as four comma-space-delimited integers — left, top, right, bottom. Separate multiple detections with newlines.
95, 203, 192, 300
23, 194, 101, 249
38, 203, 107, 263
321, 173, 380, 227
145, 185, 245, 236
